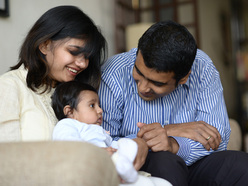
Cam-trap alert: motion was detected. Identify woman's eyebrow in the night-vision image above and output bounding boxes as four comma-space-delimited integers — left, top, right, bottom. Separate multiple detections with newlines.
68, 45, 82, 49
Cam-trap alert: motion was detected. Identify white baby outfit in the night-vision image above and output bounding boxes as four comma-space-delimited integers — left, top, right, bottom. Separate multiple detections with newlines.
53, 118, 138, 183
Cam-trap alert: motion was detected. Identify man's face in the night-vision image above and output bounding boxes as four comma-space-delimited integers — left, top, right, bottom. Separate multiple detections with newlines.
132, 51, 178, 101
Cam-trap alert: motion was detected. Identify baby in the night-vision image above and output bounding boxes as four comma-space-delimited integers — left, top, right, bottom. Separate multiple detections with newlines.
52, 81, 138, 183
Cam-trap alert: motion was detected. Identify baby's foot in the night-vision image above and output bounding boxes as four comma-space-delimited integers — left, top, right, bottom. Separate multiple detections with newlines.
113, 138, 138, 183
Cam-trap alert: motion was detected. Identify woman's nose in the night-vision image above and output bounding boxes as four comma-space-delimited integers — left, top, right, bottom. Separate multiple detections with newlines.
75, 57, 89, 69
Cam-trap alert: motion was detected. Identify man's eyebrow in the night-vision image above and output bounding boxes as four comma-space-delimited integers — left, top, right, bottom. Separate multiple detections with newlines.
134, 64, 167, 86
134, 64, 144, 77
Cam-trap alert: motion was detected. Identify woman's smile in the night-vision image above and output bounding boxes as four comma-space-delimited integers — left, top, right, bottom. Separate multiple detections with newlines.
66, 66, 81, 76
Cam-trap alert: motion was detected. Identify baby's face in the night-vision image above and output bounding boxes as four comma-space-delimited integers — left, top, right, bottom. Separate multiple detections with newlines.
72, 90, 103, 125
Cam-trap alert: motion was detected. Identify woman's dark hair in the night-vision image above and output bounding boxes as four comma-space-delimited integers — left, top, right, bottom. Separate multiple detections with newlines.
11, 5, 107, 92
137, 20, 197, 85
52, 80, 97, 120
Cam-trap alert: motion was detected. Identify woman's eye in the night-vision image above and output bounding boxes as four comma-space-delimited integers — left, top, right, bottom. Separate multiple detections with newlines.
69, 50, 88, 59
69, 50, 81, 56
69, 50, 76, 55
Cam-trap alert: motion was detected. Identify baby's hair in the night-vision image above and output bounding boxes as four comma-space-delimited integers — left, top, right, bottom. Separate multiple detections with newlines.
52, 81, 97, 120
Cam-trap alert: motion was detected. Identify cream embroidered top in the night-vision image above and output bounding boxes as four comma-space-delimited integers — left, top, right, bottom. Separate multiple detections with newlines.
0, 65, 57, 141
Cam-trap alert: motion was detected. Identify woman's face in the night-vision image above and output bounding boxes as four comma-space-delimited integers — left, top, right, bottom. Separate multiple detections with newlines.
40, 38, 89, 83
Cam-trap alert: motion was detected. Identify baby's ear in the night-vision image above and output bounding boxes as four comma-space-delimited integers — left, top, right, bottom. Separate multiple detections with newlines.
63, 105, 74, 118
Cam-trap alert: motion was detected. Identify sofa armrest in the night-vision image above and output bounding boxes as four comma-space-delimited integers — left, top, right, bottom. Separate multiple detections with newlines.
0, 141, 119, 186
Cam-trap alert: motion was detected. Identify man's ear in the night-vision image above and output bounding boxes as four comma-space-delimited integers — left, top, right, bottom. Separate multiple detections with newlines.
178, 70, 191, 85
39, 40, 51, 55
63, 105, 74, 118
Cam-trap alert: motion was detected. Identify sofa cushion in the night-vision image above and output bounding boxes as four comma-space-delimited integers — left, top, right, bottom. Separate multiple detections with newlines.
0, 141, 119, 186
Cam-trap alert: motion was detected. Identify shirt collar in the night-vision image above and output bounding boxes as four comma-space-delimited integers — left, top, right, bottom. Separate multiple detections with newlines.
184, 77, 190, 87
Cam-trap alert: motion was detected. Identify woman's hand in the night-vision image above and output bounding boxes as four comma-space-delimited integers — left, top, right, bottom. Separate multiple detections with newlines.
165, 121, 221, 151
137, 122, 179, 154
132, 137, 149, 170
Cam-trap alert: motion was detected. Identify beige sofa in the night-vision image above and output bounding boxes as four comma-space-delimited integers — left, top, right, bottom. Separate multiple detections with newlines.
0, 119, 241, 186
0, 141, 119, 186
227, 118, 242, 151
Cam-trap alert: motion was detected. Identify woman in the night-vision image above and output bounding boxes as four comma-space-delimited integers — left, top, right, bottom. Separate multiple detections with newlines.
0, 6, 172, 186
0, 5, 106, 141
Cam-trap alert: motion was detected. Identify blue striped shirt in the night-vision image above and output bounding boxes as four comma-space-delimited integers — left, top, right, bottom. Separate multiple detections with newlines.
98, 48, 230, 166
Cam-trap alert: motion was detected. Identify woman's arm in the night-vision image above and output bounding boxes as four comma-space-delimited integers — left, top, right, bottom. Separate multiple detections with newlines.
0, 77, 21, 141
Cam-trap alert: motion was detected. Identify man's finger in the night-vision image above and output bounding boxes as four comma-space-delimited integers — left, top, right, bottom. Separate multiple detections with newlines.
137, 122, 146, 128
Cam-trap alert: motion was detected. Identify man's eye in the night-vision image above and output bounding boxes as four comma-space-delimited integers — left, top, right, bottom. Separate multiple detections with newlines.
153, 82, 165, 87
134, 65, 143, 76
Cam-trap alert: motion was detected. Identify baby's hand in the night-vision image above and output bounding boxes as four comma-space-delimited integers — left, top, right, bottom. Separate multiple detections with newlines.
103, 147, 117, 155
105, 130, 110, 135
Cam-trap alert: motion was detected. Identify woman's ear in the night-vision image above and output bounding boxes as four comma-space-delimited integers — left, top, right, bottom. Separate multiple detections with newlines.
63, 105, 74, 118
178, 70, 191, 85
39, 40, 51, 55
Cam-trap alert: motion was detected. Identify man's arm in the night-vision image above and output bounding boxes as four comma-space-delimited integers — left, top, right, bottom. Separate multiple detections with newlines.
165, 121, 221, 151
98, 51, 138, 140
137, 57, 230, 165
175, 53, 230, 165
137, 121, 226, 166
137, 121, 221, 152
98, 78, 123, 140
99, 75, 149, 170
99, 51, 150, 170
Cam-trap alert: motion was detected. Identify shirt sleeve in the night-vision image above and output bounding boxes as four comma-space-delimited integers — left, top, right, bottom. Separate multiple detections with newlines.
174, 57, 230, 166
0, 76, 21, 141
52, 119, 83, 142
53, 119, 111, 148
99, 72, 124, 141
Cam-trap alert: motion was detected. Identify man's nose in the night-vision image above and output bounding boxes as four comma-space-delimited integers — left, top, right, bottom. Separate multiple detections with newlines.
138, 79, 150, 92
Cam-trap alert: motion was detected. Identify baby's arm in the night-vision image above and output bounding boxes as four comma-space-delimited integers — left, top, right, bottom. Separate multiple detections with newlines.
103, 146, 117, 155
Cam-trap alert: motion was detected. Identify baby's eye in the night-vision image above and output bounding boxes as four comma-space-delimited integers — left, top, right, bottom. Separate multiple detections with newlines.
90, 104, 94, 108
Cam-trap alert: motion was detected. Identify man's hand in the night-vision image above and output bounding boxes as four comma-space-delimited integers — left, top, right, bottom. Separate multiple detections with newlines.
132, 137, 149, 170
137, 122, 179, 154
165, 121, 221, 151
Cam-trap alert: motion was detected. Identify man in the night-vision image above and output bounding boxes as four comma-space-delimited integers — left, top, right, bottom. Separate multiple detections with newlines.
98, 21, 248, 185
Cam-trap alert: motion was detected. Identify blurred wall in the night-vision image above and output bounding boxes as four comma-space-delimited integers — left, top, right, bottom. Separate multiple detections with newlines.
0, 0, 114, 75
0, 0, 237, 118
198, 0, 237, 118
125, 0, 237, 118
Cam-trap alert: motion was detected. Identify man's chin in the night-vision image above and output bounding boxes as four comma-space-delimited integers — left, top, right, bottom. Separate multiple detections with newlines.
138, 92, 156, 101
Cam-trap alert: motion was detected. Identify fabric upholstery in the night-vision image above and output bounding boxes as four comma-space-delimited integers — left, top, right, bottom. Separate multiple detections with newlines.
227, 119, 242, 151
0, 141, 119, 186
